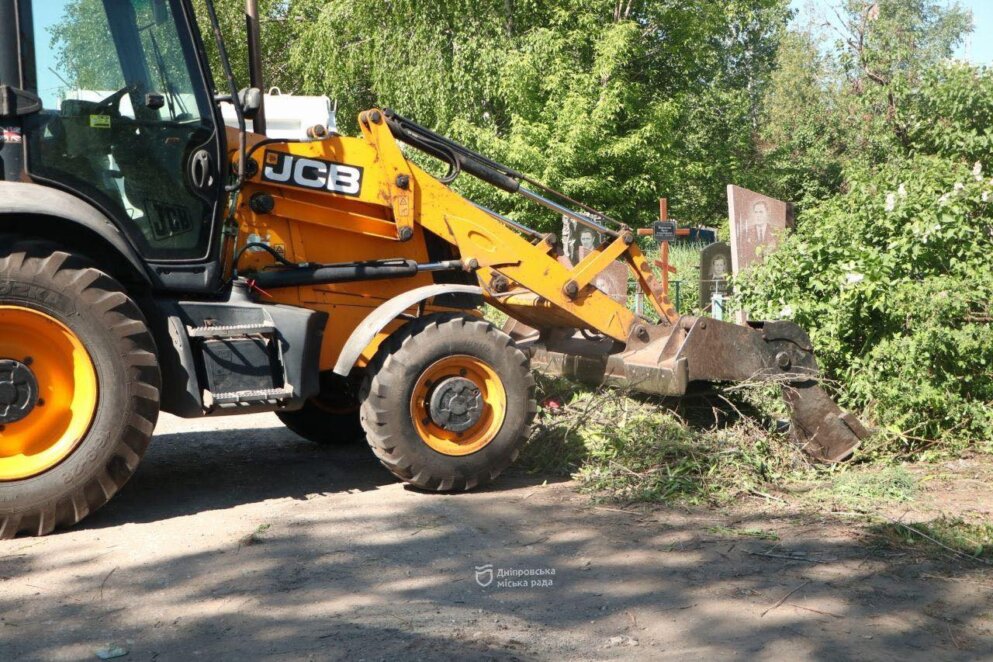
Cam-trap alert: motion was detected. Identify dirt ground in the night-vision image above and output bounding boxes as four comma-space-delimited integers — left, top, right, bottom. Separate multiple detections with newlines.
2, 413, 992, 661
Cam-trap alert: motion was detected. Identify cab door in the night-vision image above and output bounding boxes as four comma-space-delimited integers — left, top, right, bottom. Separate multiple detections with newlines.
20, 0, 226, 267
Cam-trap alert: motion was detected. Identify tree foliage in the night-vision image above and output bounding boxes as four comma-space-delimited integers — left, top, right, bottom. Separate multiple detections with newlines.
741, 0, 991, 452
278, 0, 790, 229
193, 0, 294, 94
49, 0, 127, 92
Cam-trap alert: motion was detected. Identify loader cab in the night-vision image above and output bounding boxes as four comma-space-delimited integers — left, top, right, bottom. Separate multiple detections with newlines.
13, 0, 227, 274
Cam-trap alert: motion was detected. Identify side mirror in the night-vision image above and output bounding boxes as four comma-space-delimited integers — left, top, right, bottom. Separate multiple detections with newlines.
238, 87, 263, 119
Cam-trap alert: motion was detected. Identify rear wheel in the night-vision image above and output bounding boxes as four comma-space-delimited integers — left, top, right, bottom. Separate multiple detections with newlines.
360, 314, 536, 491
277, 375, 364, 444
0, 241, 160, 538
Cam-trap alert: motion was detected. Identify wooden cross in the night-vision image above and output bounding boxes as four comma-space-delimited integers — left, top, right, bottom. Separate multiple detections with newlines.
635, 197, 678, 296
655, 198, 676, 295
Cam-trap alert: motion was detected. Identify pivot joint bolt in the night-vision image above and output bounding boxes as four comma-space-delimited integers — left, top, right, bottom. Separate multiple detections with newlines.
563, 280, 580, 299
398, 226, 414, 242
490, 275, 510, 293
395, 174, 410, 190
635, 326, 650, 342
622, 232, 635, 245
306, 124, 329, 140
465, 258, 480, 270
776, 351, 792, 370
370, 110, 382, 124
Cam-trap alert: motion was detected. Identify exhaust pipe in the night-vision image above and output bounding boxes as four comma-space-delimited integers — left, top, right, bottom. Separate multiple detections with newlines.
246, 0, 267, 135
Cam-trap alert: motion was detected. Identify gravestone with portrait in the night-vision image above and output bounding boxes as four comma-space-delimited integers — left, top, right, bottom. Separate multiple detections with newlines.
726, 185, 791, 275
699, 241, 732, 314
560, 216, 628, 304
727, 185, 792, 323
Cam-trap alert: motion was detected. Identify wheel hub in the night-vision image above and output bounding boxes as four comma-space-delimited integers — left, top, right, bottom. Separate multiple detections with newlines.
428, 376, 483, 433
0, 305, 99, 481
0, 359, 39, 425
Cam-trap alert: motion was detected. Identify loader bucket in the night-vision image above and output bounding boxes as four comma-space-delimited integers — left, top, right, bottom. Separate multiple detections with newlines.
516, 316, 867, 463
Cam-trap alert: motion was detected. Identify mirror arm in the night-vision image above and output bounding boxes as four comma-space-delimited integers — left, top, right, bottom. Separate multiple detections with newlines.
203, 0, 247, 193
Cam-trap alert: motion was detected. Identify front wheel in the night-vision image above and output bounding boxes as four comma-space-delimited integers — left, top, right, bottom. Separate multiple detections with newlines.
360, 314, 536, 491
0, 241, 160, 538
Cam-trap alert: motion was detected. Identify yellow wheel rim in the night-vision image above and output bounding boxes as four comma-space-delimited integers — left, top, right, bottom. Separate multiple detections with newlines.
411, 355, 507, 456
0, 306, 98, 481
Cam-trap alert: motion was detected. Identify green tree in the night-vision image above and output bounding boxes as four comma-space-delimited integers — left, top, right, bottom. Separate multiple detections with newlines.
193, 0, 294, 93
755, 29, 846, 206
741, 0, 991, 451
285, 0, 790, 230
48, 0, 124, 93
756, 0, 973, 210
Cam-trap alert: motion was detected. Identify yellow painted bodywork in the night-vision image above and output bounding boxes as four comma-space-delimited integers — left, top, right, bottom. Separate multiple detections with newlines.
227, 110, 677, 373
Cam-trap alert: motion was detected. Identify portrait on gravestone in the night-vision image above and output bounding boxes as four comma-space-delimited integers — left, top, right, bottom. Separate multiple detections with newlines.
560, 217, 578, 265
699, 241, 732, 313
560, 217, 628, 304
561, 217, 600, 265
578, 228, 597, 259
726, 185, 791, 274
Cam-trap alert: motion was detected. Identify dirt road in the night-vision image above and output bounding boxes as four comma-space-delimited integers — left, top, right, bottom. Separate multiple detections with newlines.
2, 414, 991, 660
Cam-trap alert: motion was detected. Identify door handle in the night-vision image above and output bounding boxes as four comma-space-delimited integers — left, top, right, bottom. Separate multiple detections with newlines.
189, 149, 213, 191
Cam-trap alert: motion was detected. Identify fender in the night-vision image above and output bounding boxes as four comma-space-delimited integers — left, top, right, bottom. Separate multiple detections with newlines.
333, 284, 484, 377
0, 181, 150, 285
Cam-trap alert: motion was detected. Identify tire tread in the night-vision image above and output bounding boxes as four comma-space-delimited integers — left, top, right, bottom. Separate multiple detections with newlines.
0, 240, 160, 539
360, 314, 536, 492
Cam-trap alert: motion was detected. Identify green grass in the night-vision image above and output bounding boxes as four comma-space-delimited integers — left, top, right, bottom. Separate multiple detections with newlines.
873, 517, 993, 561
518, 374, 949, 515
519, 375, 804, 505
630, 239, 714, 318
815, 466, 918, 510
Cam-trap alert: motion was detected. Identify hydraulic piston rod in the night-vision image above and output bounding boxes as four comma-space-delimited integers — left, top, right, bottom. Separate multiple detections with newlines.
518, 186, 618, 238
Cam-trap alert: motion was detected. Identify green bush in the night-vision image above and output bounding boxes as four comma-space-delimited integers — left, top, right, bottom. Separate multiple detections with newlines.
739, 64, 993, 454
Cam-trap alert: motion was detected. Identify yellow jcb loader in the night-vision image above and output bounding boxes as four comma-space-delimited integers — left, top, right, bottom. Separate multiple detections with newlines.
0, 0, 866, 537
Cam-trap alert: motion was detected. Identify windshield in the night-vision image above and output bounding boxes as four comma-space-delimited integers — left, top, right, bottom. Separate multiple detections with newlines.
34, 0, 206, 123
24, 0, 223, 261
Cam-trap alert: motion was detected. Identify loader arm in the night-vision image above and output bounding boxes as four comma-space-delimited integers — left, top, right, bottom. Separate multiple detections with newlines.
233, 108, 867, 463
355, 109, 677, 343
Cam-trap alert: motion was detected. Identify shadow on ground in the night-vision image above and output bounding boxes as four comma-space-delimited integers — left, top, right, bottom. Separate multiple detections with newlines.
1, 418, 991, 660
84, 419, 562, 530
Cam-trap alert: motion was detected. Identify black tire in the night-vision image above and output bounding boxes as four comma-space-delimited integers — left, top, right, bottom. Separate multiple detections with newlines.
360, 314, 536, 491
0, 240, 160, 538
277, 399, 364, 445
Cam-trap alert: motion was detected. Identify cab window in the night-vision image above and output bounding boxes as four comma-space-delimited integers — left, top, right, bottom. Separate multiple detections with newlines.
24, 0, 223, 261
